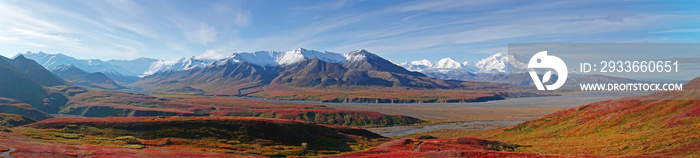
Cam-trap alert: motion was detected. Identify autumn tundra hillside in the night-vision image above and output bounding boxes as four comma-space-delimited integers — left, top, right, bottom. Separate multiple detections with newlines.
60, 90, 422, 127
485, 77, 700, 157
3, 116, 387, 157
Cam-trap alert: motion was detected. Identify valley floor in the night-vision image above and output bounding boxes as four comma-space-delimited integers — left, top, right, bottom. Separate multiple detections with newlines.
325, 92, 649, 122
327, 92, 647, 138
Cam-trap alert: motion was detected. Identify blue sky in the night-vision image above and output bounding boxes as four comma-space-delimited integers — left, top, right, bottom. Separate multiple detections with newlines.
0, 0, 698, 62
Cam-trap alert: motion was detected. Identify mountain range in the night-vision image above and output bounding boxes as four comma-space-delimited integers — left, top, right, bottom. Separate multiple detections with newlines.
133, 48, 484, 95
0, 53, 425, 123
21, 49, 521, 85
397, 53, 527, 74
20, 52, 154, 84
396, 53, 537, 83
395, 53, 648, 86
20, 48, 640, 93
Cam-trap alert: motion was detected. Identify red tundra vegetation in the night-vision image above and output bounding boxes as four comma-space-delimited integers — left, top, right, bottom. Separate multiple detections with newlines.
0, 97, 52, 121
484, 77, 700, 157
60, 91, 422, 127
251, 84, 507, 103
325, 137, 568, 158
0, 130, 241, 158
16, 116, 388, 157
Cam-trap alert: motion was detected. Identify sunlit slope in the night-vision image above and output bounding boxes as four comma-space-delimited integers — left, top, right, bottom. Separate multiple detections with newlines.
60, 91, 422, 127
487, 77, 700, 156
28, 116, 384, 152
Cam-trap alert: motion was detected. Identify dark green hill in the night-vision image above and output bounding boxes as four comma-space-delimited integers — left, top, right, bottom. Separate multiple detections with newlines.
0, 55, 70, 114
0, 98, 52, 121
0, 113, 38, 127
134, 60, 276, 95
29, 116, 384, 151
0, 56, 53, 111
11, 55, 66, 86
51, 65, 125, 90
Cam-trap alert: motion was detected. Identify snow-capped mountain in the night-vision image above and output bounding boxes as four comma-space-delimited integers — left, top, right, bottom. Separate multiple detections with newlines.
134, 49, 446, 94
400, 59, 432, 71
434, 58, 462, 69
143, 48, 355, 76
475, 53, 507, 73
343, 49, 379, 63
227, 48, 346, 67
144, 57, 216, 76
399, 53, 526, 74
21, 49, 529, 86
22, 48, 408, 83
16, 49, 642, 92
152, 48, 407, 76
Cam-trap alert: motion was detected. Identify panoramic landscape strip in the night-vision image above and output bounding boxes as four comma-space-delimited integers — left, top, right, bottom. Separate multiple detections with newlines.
1, 0, 699, 157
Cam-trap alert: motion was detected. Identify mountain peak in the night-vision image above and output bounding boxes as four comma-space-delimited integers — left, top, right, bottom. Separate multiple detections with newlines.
284, 48, 346, 65
345, 49, 378, 57
343, 49, 378, 63
410, 59, 432, 66
435, 58, 461, 69
10, 55, 67, 86
399, 54, 514, 73
352, 49, 371, 54
13, 54, 28, 60
145, 56, 215, 76
475, 53, 508, 73
24, 51, 47, 55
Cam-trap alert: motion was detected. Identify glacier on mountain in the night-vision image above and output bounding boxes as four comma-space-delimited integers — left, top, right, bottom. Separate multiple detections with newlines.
398, 53, 526, 74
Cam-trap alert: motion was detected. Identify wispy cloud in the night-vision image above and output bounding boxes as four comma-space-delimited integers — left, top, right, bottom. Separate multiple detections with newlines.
0, 1, 67, 33
11, 28, 80, 43
208, 0, 696, 63
233, 11, 253, 27
0, 0, 695, 62
194, 49, 226, 60
387, 0, 490, 12
82, 0, 162, 40
653, 28, 700, 33
172, 18, 218, 46
308, 0, 358, 10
